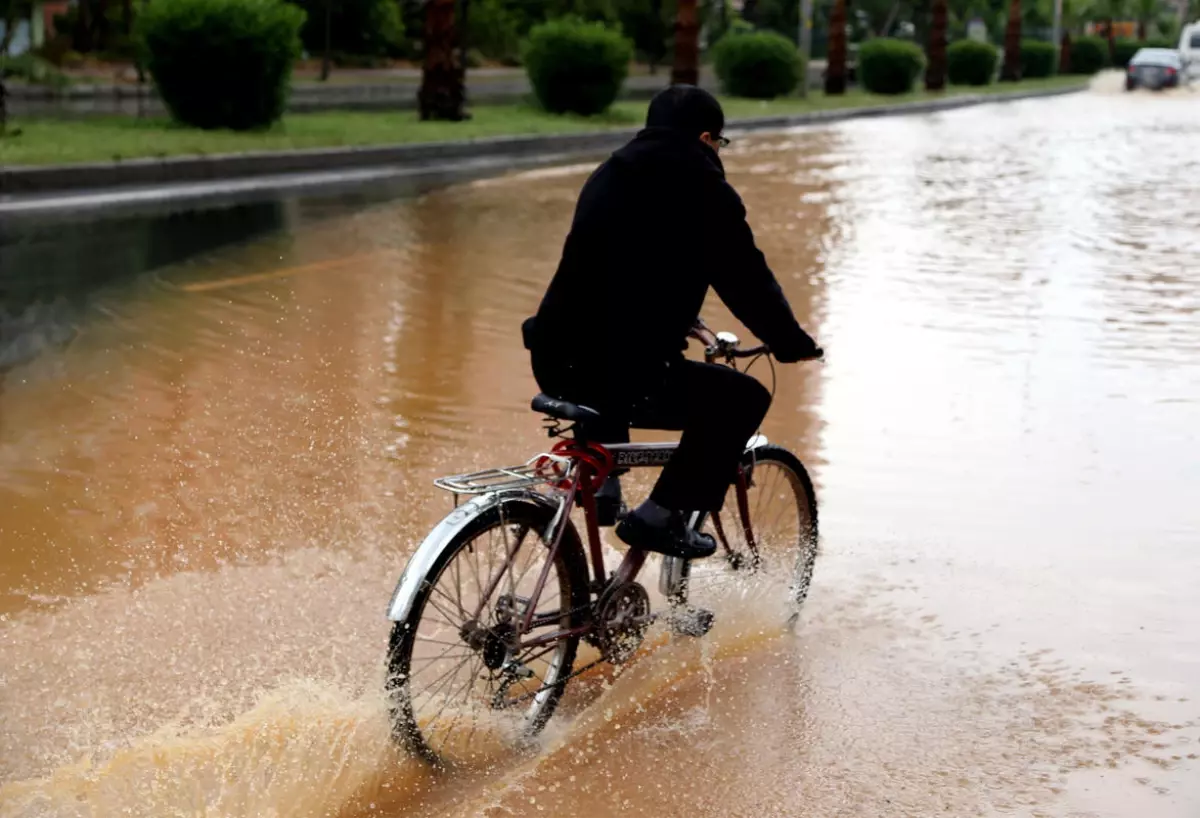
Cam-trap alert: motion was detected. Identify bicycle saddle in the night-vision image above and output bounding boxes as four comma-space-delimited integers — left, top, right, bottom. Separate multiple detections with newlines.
531, 393, 603, 423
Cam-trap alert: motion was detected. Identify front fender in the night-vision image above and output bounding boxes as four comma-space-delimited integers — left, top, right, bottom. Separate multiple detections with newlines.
385, 491, 561, 623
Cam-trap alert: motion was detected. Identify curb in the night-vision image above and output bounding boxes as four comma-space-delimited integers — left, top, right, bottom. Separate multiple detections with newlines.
0, 83, 1086, 204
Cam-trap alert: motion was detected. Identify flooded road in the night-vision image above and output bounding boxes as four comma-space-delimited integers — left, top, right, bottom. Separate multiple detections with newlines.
3, 79, 1200, 817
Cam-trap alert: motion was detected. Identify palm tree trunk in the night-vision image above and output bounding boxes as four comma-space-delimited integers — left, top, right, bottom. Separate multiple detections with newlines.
672, 0, 700, 85
1104, 17, 1115, 63
925, 0, 947, 90
1136, 19, 1146, 40
123, 0, 134, 35
418, 0, 466, 120
825, 0, 847, 94
321, 0, 332, 81
1059, 29, 1071, 73
76, 0, 94, 52
1000, 0, 1022, 81
94, 0, 110, 52
0, 77, 7, 136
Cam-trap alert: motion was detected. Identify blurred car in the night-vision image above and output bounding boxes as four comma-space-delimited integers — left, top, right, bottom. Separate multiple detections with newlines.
1179, 22, 1200, 78
1125, 48, 1186, 91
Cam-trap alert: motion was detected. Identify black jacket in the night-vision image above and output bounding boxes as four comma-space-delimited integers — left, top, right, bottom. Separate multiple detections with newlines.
524, 127, 819, 375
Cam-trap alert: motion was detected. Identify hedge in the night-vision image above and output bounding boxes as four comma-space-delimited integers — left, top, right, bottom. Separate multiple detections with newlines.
946, 40, 999, 85
1020, 40, 1057, 78
1069, 36, 1110, 74
712, 30, 802, 99
522, 18, 632, 115
858, 38, 925, 94
138, 0, 305, 130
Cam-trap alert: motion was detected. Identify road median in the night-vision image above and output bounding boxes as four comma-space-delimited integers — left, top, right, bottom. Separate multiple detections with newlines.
0, 81, 1087, 212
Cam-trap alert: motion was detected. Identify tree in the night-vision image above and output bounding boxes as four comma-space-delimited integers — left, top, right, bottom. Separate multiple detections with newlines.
1133, 0, 1158, 40
825, 0, 848, 93
418, 0, 467, 120
1093, 0, 1125, 61
1000, 0, 1022, 80
926, 0, 948, 89
619, 0, 671, 73
672, 0, 700, 83
1051, 0, 1083, 70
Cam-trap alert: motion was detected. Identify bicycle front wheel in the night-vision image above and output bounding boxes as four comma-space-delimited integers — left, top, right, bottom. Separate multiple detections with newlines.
682, 444, 819, 615
385, 497, 590, 766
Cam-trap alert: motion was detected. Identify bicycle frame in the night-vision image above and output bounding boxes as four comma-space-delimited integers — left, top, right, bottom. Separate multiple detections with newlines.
502, 436, 764, 651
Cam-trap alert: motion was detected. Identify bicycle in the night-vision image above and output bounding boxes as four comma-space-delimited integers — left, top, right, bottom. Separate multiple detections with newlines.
382, 331, 820, 766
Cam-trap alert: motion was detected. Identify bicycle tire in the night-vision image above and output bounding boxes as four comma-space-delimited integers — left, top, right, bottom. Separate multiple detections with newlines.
685, 443, 819, 613
385, 496, 590, 766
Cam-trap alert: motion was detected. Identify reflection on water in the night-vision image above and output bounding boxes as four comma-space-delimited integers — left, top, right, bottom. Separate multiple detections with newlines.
2, 85, 1200, 817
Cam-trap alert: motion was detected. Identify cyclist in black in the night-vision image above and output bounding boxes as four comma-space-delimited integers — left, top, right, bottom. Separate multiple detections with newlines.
523, 85, 822, 560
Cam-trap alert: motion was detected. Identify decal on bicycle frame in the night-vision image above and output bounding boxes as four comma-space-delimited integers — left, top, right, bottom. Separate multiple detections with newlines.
611, 447, 676, 468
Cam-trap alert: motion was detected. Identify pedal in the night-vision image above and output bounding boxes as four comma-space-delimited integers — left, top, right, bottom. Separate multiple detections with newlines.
664, 606, 715, 638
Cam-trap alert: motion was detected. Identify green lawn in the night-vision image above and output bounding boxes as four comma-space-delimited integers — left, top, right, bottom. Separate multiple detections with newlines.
0, 77, 1085, 167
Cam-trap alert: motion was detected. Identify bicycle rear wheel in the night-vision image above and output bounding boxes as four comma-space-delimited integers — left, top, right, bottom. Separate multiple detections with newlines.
385, 497, 589, 766
681, 444, 819, 616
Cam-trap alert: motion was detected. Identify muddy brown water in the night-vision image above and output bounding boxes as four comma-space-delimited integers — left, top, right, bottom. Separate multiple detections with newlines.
2, 79, 1199, 817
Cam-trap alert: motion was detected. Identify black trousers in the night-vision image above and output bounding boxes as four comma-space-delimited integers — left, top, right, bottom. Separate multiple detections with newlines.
531, 354, 771, 513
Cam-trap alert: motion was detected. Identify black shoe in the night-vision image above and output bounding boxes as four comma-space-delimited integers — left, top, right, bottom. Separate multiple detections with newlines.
615, 511, 717, 560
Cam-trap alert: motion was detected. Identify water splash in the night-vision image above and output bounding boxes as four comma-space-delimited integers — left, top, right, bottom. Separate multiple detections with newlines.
0, 681, 426, 818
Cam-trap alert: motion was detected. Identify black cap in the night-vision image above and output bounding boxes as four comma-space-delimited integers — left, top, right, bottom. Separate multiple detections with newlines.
645, 84, 725, 139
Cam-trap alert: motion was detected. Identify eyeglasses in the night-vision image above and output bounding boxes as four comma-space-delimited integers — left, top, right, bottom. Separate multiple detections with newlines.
715, 135, 731, 148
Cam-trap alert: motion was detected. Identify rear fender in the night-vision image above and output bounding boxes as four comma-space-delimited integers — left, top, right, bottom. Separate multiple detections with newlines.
386, 491, 561, 623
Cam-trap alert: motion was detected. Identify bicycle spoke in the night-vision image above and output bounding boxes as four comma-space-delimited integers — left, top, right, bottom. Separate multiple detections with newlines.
451, 557, 466, 618
425, 594, 463, 628
432, 656, 484, 754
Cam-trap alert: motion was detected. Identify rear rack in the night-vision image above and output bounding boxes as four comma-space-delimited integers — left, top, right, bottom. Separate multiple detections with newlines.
433, 456, 572, 496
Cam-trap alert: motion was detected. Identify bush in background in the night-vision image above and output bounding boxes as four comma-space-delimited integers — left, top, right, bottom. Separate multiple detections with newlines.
858, 38, 925, 94
711, 30, 801, 98
522, 17, 632, 115
1068, 36, 1110, 74
138, 0, 305, 130
946, 39, 998, 85
1020, 40, 1057, 78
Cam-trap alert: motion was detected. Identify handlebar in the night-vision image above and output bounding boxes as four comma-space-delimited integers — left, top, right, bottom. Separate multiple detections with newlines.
700, 329, 823, 365
703, 331, 769, 364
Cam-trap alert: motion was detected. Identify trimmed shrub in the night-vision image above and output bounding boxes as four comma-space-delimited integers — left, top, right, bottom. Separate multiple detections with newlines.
712, 31, 801, 99
858, 38, 925, 94
522, 18, 632, 115
138, 0, 305, 130
1068, 36, 1110, 74
1020, 40, 1057, 78
1112, 37, 1175, 67
946, 39, 998, 85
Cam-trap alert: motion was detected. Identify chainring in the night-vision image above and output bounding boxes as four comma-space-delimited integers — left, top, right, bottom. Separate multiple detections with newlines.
590, 581, 652, 664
